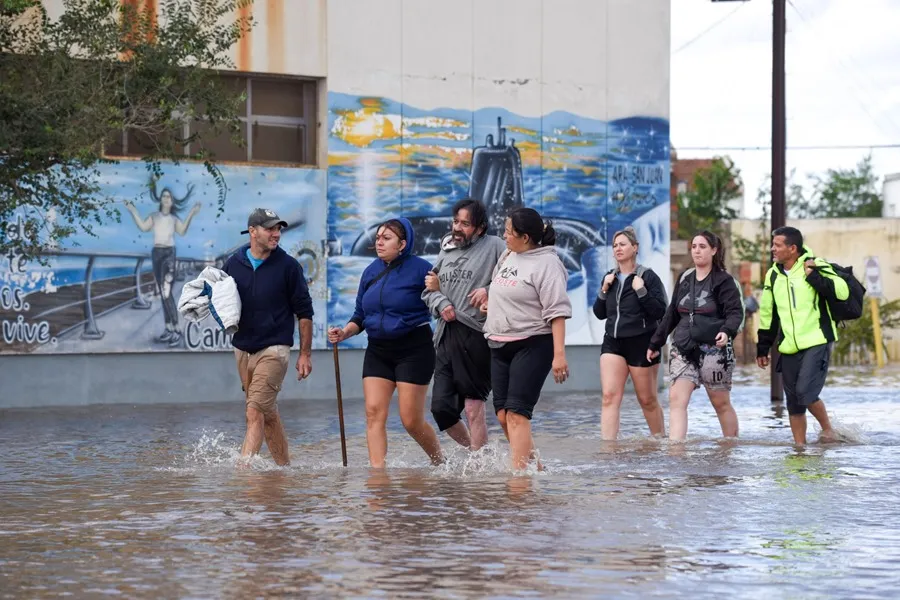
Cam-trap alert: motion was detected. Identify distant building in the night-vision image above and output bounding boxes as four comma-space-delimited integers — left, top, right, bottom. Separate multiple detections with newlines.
884, 173, 900, 218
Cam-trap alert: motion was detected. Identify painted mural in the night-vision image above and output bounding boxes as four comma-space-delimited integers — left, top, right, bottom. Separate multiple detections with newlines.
1, 95, 669, 355
326, 92, 671, 348
0, 162, 328, 354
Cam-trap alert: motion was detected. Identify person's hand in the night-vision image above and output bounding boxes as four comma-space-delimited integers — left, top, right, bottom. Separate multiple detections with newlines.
804, 259, 816, 276
123, 199, 135, 210
647, 349, 660, 363
479, 302, 488, 315
757, 356, 770, 369
327, 326, 346, 344
715, 332, 729, 348
552, 354, 569, 384
440, 305, 456, 322
468, 287, 488, 308
632, 275, 645, 291
601, 272, 616, 293
425, 271, 440, 292
296, 353, 312, 380
190, 202, 202, 216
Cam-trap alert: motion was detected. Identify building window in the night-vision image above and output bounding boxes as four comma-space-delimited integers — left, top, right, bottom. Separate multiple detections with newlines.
105, 74, 319, 167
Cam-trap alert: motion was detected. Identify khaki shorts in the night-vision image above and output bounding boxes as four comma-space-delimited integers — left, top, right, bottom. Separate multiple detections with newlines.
669, 345, 734, 391
234, 345, 291, 415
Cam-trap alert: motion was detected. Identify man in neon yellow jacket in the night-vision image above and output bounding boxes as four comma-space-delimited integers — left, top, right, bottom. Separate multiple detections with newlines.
756, 226, 848, 445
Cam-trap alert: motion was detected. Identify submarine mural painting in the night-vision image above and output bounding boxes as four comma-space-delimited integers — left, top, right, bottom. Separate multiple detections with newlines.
325, 93, 670, 348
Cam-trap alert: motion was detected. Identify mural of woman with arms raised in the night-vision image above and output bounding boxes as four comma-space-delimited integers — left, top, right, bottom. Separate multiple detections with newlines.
124, 178, 201, 348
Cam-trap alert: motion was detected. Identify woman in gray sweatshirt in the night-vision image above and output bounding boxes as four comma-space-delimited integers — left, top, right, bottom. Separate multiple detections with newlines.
483, 207, 572, 470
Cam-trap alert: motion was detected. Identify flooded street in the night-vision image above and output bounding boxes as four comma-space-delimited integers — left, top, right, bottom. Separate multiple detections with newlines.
2, 366, 899, 598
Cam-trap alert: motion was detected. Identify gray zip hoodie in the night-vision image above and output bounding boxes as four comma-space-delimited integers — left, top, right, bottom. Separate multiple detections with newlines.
483, 246, 572, 341
422, 233, 506, 346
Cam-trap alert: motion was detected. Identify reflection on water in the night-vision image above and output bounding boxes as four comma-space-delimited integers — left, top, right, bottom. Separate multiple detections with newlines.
2, 366, 900, 598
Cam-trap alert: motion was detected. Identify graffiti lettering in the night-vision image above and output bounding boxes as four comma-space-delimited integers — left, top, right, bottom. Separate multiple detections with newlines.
630, 165, 665, 186
0, 286, 27, 312
185, 322, 233, 351
5, 251, 26, 274
611, 164, 665, 186
4, 214, 26, 242
2, 315, 51, 345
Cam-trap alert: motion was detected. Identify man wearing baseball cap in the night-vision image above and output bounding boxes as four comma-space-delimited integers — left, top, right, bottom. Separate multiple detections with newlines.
224, 208, 314, 466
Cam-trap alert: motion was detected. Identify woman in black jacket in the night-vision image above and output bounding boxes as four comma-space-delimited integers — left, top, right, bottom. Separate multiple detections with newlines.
593, 227, 668, 440
647, 230, 745, 442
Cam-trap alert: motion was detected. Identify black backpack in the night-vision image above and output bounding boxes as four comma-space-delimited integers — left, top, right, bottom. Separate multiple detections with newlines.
769, 260, 866, 323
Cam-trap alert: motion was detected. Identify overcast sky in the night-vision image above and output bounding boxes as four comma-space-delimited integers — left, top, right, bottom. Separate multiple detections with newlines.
671, 0, 900, 218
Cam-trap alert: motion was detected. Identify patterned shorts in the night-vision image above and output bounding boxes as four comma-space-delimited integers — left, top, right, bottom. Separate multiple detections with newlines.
669, 344, 734, 391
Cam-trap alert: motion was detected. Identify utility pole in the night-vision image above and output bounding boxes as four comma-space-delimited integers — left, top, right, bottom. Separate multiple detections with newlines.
771, 0, 786, 403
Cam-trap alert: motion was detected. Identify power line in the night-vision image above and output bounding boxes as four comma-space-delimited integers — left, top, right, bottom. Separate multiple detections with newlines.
676, 143, 900, 152
672, 1, 747, 55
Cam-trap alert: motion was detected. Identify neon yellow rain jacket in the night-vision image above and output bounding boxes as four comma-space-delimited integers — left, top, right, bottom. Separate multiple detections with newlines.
757, 246, 849, 357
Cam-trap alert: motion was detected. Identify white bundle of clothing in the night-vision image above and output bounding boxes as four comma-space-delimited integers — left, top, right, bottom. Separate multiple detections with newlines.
177, 266, 241, 334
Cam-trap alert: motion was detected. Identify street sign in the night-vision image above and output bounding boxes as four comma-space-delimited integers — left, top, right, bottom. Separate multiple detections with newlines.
865, 256, 883, 298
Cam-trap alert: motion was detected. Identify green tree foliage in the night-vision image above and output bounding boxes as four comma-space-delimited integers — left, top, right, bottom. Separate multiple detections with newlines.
0, 0, 253, 260
833, 299, 900, 365
676, 156, 742, 239
804, 154, 882, 218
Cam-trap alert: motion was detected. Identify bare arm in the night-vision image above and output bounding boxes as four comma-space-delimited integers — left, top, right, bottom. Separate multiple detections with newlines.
175, 204, 201, 236
124, 202, 153, 232
299, 318, 313, 355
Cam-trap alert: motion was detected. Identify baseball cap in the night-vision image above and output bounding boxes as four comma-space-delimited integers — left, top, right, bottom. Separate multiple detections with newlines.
241, 208, 288, 234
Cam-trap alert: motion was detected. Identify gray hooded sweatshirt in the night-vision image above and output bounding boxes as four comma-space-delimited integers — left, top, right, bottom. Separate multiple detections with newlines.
422, 233, 506, 346
483, 246, 572, 341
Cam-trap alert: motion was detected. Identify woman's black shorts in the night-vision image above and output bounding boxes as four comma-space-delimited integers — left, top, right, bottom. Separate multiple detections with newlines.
600, 331, 658, 367
363, 325, 435, 385
491, 334, 554, 420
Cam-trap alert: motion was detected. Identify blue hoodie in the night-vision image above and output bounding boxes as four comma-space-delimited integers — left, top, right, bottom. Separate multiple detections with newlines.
223, 245, 314, 353
349, 217, 433, 341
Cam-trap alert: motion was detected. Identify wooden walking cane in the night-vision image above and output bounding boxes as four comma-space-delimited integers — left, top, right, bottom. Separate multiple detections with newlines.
332, 343, 349, 467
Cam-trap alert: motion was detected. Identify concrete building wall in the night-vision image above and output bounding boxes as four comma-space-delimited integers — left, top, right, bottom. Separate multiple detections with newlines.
1, 0, 671, 408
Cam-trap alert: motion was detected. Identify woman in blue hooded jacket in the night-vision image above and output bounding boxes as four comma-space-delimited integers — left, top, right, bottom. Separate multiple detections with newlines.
328, 217, 444, 468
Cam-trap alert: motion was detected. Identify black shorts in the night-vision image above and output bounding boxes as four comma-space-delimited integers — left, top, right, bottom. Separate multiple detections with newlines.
778, 343, 831, 415
430, 321, 492, 431
600, 331, 658, 367
363, 326, 435, 385
491, 334, 554, 420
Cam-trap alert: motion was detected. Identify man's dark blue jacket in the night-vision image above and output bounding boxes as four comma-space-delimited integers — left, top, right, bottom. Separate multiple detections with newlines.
350, 217, 432, 340
224, 245, 314, 353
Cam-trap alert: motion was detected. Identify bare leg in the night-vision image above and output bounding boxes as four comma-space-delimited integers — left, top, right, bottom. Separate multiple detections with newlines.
397, 382, 444, 465
808, 400, 837, 440
445, 421, 472, 449
706, 388, 739, 438
630, 364, 665, 437
789, 412, 808, 445
497, 409, 510, 442
263, 408, 290, 466
241, 406, 265, 457
464, 399, 488, 450
668, 379, 697, 442
600, 354, 629, 440
363, 377, 395, 468
506, 412, 538, 470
